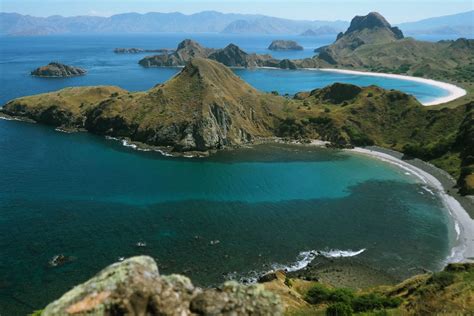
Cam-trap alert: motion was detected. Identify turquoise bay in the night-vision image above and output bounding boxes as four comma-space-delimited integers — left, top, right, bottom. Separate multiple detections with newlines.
0, 119, 452, 314
0, 34, 455, 314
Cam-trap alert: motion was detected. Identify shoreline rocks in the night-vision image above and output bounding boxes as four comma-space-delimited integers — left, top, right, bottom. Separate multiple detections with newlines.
31, 62, 86, 78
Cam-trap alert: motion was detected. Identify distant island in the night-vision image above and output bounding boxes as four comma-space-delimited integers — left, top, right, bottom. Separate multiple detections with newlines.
138, 39, 297, 69
30, 62, 86, 78
268, 40, 304, 51
113, 48, 174, 54
300, 26, 341, 36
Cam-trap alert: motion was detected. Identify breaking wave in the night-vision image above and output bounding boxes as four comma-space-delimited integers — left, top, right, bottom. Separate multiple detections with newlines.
225, 248, 366, 284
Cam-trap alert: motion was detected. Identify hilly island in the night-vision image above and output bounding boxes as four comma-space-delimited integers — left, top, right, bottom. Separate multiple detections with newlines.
0, 9, 474, 316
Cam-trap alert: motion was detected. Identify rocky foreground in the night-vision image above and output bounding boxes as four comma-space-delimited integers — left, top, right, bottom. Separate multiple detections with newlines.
40, 256, 282, 315
31, 62, 86, 78
35, 256, 474, 315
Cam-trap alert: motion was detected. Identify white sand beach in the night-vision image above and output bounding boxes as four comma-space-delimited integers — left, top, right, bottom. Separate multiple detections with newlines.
318, 68, 467, 106
349, 147, 474, 263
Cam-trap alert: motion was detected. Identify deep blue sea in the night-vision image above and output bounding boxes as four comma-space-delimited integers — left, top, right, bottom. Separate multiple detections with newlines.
0, 33, 458, 315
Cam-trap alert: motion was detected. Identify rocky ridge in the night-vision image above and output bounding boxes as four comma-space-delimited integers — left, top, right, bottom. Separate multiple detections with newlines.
139, 39, 297, 69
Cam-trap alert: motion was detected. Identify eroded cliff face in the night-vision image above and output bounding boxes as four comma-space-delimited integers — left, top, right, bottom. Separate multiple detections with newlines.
41, 256, 283, 316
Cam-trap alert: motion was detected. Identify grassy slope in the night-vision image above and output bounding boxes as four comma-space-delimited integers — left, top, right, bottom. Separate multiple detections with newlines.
301, 24, 474, 193
277, 84, 470, 182
264, 263, 474, 315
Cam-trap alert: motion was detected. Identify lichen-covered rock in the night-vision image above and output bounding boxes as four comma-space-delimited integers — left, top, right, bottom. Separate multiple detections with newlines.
42, 256, 164, 315
31, 62, 86, 77
42, 256, 283, 316
190, 281, 283, 315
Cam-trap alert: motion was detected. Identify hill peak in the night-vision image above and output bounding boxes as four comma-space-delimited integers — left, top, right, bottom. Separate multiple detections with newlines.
171, 57, 258, 97
345, 12, 404, 39
176, 39, 203, 50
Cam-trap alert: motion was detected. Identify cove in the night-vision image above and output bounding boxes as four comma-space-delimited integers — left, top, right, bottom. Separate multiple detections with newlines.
0, 118, 453, 314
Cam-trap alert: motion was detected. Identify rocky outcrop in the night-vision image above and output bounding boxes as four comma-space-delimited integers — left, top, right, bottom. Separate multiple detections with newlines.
345, 12, 403, 39
42, 256, 283, 316
268, 40, 303, 51
208, 44, 264, 67
139, 39, 214, 67
315, 12, 405, 66
139, 39, 297, 69
31, 62, 86, 77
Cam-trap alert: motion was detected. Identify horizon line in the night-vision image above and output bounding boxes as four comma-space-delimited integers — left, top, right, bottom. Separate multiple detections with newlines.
1, 9, 472, 25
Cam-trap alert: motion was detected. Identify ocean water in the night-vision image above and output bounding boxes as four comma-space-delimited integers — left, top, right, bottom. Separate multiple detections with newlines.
0, 33, 457, 314
0, 33, 449, 105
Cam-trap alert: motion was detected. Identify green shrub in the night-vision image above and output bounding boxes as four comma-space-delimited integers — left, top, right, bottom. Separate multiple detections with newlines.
326, 302, 353, 316
351, 293, 401, 312
428, 271, 455, 288
329, 288, 355, 304
305, 284, 331, 304
308, 116, 332, 125
344, 126, 374, 146
29, 310, 43, 316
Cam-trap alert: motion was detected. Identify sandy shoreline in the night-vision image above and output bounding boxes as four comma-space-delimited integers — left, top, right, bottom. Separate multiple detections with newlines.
317, 68, 467, 106
348, 147, 474, 263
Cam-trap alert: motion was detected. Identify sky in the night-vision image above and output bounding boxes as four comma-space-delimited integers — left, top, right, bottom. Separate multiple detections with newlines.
1, 0, 473, 23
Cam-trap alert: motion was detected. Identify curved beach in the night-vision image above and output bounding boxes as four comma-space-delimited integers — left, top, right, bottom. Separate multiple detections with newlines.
318, 68, 467, 106
348, 147, 474, 263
